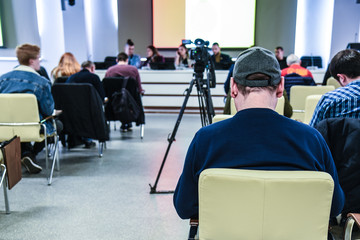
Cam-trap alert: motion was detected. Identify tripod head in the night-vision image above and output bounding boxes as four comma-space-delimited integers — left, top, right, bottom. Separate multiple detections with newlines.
182, 38, 216, 88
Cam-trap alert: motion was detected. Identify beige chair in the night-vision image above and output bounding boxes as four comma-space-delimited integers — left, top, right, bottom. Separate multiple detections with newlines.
230, 97, 237, 115
275, 96, 285, 115
303, 95, 322, 124
326, 77, 341, 89
0, 94, 59, 185
290, 85, 335, 122
197, 168, 334, 240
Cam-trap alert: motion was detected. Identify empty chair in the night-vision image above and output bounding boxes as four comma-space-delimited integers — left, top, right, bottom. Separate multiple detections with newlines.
52, 83, 109, 157
0, 94, 59, 185
102, 77, 145, 138
290, 85, 335, 122
303, 95, 322, 124
195, 168, 334, 240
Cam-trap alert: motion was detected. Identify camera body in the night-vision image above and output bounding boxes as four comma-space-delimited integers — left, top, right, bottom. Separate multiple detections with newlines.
182, 38, 216, 88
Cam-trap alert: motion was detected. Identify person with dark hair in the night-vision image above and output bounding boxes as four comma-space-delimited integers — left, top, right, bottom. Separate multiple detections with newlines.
105, 52, 144, 131
125, 39, 141, 69
173, 46, 344, 221
275, 46, 287, 69
142, 45, 164, 67
210, 42, 232, 69
0, 43, 56, 174
66, 60, 106, 102
175, 44, 191, 68
310, 49, 360, 127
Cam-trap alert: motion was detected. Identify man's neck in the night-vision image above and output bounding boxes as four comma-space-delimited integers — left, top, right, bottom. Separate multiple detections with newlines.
235, 92, 278, 112
117, 61, 127, 65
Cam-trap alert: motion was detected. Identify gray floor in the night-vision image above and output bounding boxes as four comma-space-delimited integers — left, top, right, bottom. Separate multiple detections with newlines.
0, 114, 202, 240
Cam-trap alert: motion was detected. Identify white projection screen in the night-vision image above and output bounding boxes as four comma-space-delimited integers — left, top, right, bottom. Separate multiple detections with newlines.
153, 0, 256, 48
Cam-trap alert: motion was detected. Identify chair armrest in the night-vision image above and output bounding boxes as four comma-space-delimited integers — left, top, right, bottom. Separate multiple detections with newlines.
344, 213, 360, 240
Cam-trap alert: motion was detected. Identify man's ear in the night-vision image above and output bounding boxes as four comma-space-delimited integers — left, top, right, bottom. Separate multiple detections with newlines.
231, 77, 238, 98
276, 77, 284, 98
337, 74, 347, 86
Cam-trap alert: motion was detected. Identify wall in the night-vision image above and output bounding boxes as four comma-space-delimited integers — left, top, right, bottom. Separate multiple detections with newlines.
330, 0, 360, 61
62, 0, 88, 63
255, 0, 297, 57
117, 0, 152, 57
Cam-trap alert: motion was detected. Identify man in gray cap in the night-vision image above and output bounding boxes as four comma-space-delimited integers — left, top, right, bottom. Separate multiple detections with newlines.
173, 47, 344, 221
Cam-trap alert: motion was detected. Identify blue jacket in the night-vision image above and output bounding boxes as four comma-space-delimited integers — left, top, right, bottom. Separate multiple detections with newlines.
173, 108, 345, 219
0, 66, 55, 134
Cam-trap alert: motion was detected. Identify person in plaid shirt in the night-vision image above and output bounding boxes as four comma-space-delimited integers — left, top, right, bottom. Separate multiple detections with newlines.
310, 49, 360, 127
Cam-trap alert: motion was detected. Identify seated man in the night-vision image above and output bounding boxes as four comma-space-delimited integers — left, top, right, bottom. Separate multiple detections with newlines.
210, 42, 232, 70
275, 46, 287, 70
281, 53, 314, 78
67, 60, 106, 103
0, 43, 56, 174
173, 47, 344, 220
310, 49, 360, 127
105, 52, 144, 131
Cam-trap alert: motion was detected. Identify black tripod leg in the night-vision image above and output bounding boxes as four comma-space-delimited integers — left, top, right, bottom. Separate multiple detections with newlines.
149, 79, 196, 194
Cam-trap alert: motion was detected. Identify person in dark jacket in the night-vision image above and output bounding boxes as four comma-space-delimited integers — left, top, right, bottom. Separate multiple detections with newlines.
67, 61, 106, 102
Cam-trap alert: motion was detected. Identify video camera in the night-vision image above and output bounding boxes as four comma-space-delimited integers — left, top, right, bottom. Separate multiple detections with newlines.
182, 38, 216, 88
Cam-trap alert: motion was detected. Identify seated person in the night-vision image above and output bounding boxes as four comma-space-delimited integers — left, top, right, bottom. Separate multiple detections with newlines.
125, 39, 141, 69
51, 52, 81, 83
105, 52, 144, 131
275, 46, 288, 70
142, 45, 164, 68
66, 61, 107, 103
173, 46, 344, 221
0, 43, 58, 174
175, 44, 191, 68
210, 42, 232, 70
281, 53, 314, 78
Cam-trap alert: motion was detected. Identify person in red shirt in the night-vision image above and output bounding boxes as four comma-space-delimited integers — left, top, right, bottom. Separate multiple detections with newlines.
281, 54, 314, 78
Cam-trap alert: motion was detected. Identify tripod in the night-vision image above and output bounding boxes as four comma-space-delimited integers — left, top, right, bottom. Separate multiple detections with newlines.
149, 72, 215, 194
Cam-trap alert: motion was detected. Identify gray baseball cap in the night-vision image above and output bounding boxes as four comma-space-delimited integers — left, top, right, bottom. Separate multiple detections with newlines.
233, 47, 281, 87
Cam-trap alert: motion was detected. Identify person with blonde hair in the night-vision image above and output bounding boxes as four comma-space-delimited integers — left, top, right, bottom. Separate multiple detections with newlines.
51, 52, 81, 81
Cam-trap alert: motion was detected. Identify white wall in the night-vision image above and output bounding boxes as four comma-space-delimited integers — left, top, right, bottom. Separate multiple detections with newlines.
36, 0, 66, 77
330, 0, 360, 62
84, 0, 118, 62
62, 0, 88, 63
294, 0, 335, 68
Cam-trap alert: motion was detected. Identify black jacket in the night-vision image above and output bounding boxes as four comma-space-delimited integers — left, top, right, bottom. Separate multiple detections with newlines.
316, 118, 360, 214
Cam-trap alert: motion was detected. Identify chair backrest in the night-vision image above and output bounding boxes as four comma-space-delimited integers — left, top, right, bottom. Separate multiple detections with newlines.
54, 76, 68, 84
51, 83, 109, 141
0, 94, 43, 142
284, 73, 316, 99
275, 96, 285, 115
303, 95, 322, 124
102, 77, 145, 124
230, 98, 236, 115
290, 85, 335, 122
199, 168, 334, 240
326, 77, 341, 89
